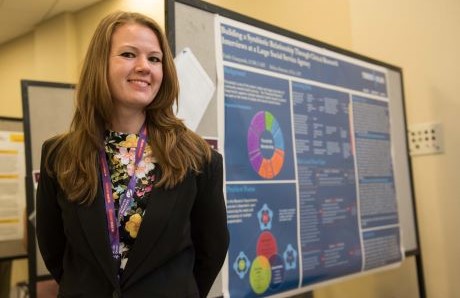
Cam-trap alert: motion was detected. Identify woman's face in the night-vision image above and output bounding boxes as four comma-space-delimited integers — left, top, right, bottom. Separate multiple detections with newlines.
108, 22, 163, 113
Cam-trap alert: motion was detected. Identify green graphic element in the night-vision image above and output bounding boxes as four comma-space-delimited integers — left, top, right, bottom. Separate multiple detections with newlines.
238, 259, 246, 271
265, 111, 274, 131
249, 256, 272, 294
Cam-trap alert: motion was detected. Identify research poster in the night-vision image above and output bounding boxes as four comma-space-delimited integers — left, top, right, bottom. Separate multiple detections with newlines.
0, 131, 25, 241
216, 16, 403, 298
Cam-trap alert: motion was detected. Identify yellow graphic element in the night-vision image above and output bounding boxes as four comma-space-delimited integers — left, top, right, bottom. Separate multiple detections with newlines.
249, 256, 271, 294
0, 218, 20, 224
9, 134, 24, 142
238, 259, 246, 271
0, 149, 18, 154
0, 174, 19, 179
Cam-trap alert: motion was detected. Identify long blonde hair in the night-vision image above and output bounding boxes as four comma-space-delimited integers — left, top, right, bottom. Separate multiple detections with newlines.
47, 11, 211, 205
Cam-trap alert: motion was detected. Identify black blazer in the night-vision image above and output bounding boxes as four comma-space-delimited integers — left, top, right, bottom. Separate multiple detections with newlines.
36, 139, 229, 298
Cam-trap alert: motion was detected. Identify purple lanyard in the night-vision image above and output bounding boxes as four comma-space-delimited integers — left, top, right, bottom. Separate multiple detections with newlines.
99, 124, 147, 260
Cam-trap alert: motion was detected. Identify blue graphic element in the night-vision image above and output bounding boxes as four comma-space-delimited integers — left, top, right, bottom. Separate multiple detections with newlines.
227, 183, 299, 297
283, 244, 298, 270
269, 254, 285, 289
257, 203, 273, 231
233, 251, 251, 279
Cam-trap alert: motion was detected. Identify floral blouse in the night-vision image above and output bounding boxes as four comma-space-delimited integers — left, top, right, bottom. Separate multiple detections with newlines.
104, 130, 156, 275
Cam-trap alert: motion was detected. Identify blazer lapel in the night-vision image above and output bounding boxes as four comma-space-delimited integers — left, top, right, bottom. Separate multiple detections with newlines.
120, 183, 179, 285
77, 184, 119, 290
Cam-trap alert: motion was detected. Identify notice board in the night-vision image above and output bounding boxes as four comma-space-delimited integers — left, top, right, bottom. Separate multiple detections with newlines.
21, 80, 75, 298
0, 117, 27, 260
167, 1, 419, 297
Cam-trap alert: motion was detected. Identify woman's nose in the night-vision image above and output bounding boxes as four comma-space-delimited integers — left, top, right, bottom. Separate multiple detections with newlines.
134, 57, 150, 73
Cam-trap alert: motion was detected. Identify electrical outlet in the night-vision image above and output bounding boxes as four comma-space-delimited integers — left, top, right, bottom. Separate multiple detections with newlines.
407, 122, 443, 156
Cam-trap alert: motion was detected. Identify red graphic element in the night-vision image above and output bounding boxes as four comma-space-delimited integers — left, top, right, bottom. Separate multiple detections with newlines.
261, 210, 270, 225
256, 231, 278, 259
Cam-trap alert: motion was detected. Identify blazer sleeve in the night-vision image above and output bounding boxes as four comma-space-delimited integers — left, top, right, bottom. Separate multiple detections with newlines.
36, 140, 66, 282
191, 150, 229, 297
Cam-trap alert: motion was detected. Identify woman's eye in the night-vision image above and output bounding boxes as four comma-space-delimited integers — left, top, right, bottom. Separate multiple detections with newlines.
120, 52, 135, 58
148, 56, 162, 63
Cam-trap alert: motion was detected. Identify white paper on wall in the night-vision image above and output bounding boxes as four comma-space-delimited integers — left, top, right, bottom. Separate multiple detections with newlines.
174, 47, 215, 131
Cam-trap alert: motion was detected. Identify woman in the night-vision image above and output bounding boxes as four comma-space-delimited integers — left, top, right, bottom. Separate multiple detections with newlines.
36, 11, 229, 298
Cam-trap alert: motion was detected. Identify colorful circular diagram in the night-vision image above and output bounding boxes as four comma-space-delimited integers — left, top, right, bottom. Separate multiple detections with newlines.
249, 256, 272, 294
247, 111, 285, 179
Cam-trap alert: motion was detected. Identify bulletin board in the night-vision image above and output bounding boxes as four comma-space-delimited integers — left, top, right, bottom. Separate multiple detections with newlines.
21, 80, 75, 298
166, 1, 422, 297
0, 117, 27, 260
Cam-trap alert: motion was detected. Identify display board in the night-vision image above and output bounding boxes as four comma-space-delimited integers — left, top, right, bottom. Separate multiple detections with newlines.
168, 1, 420, 297
0, 129, 25, 241
21, 80, 75, 298
0, 117, 27, 261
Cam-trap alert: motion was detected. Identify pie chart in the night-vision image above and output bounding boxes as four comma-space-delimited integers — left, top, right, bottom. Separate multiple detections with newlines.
247, 111, 285, 179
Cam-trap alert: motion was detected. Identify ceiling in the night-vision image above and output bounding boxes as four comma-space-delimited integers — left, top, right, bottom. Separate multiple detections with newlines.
0, 0, 104, 45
